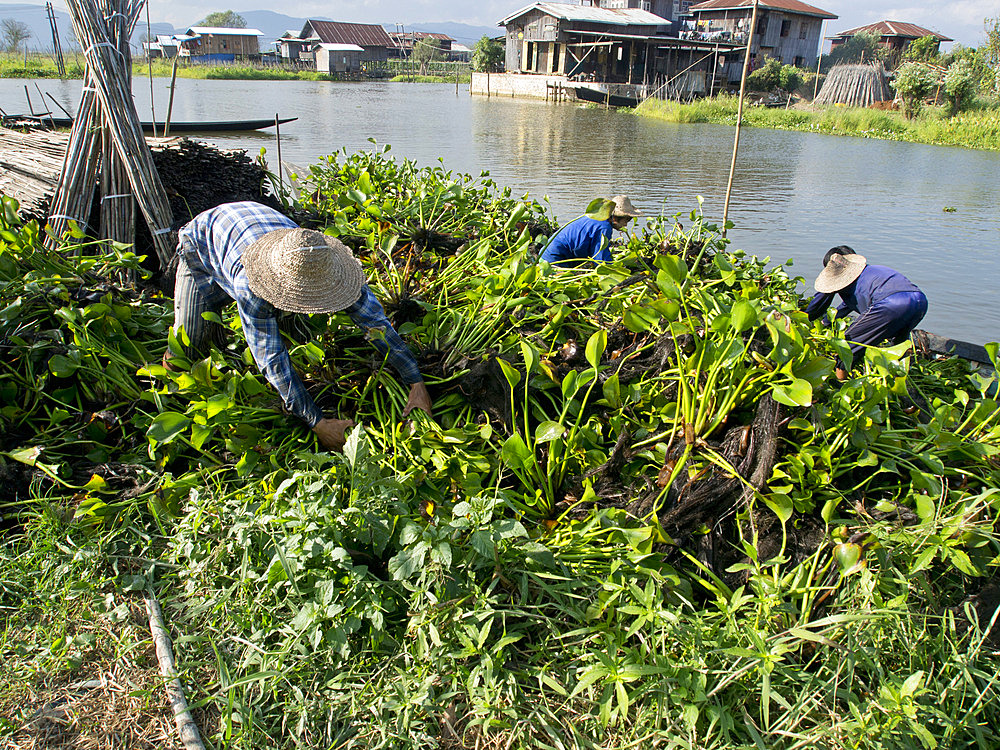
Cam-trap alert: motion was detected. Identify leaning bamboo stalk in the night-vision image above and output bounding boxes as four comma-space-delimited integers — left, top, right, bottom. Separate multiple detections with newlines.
44, 88, 101, 248
145, 593, 206, 750
65, 0, 175, 267
721, 0, 759, 237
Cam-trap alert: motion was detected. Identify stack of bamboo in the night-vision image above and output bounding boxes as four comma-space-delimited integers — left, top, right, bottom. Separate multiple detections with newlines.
46, 0, 175, 268
815, 62, 894, 108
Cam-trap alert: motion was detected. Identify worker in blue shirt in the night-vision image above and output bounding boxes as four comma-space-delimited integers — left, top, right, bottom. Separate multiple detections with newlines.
806, 246, 928, 380
169, 202, 432, 451
539, 195, 642, 266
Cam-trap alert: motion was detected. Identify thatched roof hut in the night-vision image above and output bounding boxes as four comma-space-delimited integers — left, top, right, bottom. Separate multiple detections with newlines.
815, 62, 893, 107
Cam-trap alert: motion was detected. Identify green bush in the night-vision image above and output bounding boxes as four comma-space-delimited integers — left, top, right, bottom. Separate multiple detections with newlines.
892, 62, 939, 118
943, 58, 980, 115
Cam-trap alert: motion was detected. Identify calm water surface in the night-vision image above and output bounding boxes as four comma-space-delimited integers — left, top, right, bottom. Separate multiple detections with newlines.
3, 78, 998, 344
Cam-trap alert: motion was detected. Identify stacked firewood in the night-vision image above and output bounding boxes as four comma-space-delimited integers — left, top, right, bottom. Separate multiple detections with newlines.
815, 62, 894, 108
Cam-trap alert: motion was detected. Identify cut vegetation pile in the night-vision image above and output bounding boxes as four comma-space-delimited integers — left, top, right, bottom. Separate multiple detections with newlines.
815, 62, 894, 108
2, 148, 1000, 749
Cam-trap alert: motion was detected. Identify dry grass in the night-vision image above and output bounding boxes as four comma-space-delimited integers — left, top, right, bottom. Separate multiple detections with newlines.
1, 603, 213, 750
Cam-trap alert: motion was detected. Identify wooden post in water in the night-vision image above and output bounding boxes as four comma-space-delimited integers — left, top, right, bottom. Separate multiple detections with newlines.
164, 55, 179, 137
145, 1, 157, 136
721, 0, 759, 238
275, 113, 283, 193
813, 20, 826, 101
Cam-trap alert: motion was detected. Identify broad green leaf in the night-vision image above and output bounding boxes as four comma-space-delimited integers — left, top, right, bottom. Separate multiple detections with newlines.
914, 494, 936, 522
498, 358, 521, 389
147, 412, 191, 446
771, 378, 813, 408
501, 434, 532, 469
584, 198, 614, 221
658, 253, 688, 283
535, 421, 564, 443
520, 340, 540, 375
730, 299, 757, 333
764, 493, 794, 524
585, 330, 607, 369
834, 543, 863, 575
48, 354, 80, 378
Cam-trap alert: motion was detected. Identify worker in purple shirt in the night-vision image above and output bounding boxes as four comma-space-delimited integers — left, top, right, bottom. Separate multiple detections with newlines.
806, 246, 928, 381
168, 202, 432, 452
539, 195, 642, 266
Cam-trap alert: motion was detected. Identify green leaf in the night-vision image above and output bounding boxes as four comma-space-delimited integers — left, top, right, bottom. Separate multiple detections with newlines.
914, 494, 936, 522
771, 378, 813, 408
834, 543, 863, 575
985, 342, 999, 370
497, 358, 521, 389
147, 412, 191, 446
520, 340, 540, 375
764, 493, 794, 524
585, 330, 607, 369
501, 434, 532, 470
584, 198, 615, 221
658, 254, 688, 283
730, 299, 757, 333
48, 354, 80, 378
535, 421, 564, 443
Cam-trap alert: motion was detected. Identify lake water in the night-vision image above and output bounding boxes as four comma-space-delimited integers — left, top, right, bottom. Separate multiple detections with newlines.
3, 78, 999, 345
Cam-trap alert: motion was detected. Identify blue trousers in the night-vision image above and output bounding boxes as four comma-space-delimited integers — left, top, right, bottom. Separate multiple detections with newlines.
845, 291, 928, 368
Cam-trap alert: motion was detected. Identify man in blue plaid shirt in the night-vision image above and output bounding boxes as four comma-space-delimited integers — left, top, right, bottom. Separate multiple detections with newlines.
170, 201, 432, 451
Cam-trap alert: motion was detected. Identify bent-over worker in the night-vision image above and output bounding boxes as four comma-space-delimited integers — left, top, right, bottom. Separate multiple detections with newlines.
169, 201, 432, 451
806, 246, 928, 381
539, 195, 642, 266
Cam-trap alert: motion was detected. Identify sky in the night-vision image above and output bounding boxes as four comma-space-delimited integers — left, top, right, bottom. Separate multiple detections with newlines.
42, 0, 999, 48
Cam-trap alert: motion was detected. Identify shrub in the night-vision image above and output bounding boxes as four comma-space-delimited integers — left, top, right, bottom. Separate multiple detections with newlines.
892, 62, 938, 118
943, 58, 979, 115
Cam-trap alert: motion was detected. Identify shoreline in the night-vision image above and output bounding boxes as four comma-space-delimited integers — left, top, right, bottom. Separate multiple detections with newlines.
634, 94, 1000, 152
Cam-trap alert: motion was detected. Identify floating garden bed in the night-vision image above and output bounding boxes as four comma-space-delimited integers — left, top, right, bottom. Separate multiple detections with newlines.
2, 148, 999, 748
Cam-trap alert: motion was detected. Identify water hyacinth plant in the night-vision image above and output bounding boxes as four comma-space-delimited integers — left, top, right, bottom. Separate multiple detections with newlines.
1, 151, 1000, 749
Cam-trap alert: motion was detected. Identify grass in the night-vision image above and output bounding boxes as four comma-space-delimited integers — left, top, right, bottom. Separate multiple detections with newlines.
636, 93, 1000, 151
390, 74, 472, 84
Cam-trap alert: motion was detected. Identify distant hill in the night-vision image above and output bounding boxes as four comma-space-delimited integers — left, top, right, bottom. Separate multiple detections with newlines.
0, 2, 175, 51
0, 4, 500, 55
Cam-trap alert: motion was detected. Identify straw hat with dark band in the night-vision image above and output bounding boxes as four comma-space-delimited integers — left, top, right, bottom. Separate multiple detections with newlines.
814, 252, 867, 294
243, 228, 364, 314
611, 195, 642, 218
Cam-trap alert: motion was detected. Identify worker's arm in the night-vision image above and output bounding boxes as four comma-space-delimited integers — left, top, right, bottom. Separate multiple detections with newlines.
235, 295, 325, 428
343, 286, 433, 417
805, 291, 834, 321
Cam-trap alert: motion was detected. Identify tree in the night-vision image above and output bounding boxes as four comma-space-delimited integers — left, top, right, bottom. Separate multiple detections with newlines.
825, 31, 884, 67
471, 35, 504, 73
985, 14, 1000, 94
943, 57, 979, 114
1, 18, 31, 53
904, 35, 940, 63
199, 10, 247, 29
747, 57, 803, 93
892, 62, 938, 118
411, 38, 441, 76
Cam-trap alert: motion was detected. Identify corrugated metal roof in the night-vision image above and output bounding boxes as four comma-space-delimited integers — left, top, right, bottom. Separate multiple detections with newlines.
187, 27, 264, 36
317, 43, 365, 52
832, 21, 952, 42
687, 0, 837, 20
306, 20, 395, 48
501, 3, 669, 27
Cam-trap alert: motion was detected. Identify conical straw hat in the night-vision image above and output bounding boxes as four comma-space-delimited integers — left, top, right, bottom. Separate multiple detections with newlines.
814, 253, 867, 293
611, 195, 642, 217
243, 228, 364, 313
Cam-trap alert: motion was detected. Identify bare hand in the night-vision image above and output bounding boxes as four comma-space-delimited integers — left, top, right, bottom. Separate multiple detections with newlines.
401, 382, 433, 418
312, 417, 355, 452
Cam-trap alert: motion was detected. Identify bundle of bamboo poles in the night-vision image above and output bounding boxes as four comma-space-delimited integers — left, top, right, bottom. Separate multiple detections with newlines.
46, 0, 175, 268
814, 62, 893, 108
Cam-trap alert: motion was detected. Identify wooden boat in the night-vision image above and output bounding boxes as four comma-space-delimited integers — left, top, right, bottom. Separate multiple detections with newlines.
573, 86, 639, 108
1, 114, 297, 133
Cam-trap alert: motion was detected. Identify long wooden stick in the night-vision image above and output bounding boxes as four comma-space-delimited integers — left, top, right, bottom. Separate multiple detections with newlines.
145, 593, 206, 750
721, 0, 760, 238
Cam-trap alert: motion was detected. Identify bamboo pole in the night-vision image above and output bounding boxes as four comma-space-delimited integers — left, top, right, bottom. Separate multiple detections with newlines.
813, 20, 826, 101
164, 55, 179, 137
721, 0, 759, 238
145, 0, 157, 137
145, 594, 206, 750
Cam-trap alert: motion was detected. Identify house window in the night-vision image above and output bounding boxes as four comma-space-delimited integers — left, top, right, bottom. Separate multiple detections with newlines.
794, 55, 804, 66
780, 19, 791, 37
799, 22, 809, 40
